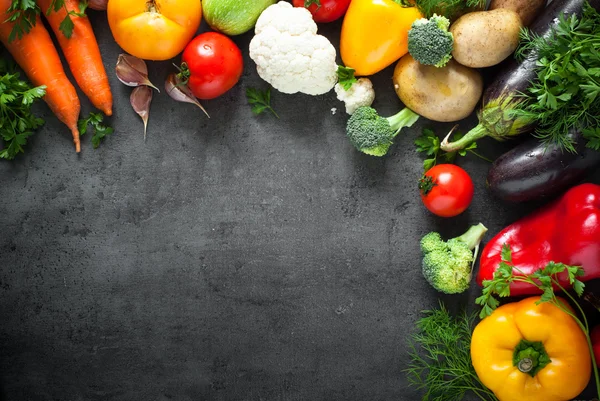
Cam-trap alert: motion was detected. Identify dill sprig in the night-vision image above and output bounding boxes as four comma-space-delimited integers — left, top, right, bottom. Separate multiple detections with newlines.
513, 3, 600, 152
405, 302, 498, 401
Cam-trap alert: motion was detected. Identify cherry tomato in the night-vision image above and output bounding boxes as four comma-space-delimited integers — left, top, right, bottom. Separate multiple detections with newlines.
292, 0, 351, 23
181, 32, 243, 100
107, 0, 201, 61
419, 164, 474, 218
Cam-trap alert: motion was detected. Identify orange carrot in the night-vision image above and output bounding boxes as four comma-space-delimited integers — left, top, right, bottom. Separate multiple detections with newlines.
37, 0, 113, 116
0, 1, 81, 152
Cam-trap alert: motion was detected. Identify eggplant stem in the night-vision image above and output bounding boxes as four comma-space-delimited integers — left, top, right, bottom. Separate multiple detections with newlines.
441, 123, 488, 152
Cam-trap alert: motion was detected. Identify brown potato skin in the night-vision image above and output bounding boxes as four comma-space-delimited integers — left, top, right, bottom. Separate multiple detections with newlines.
489, 0, 545, 26
450, 9, 522, 68
392, 55, 483, 123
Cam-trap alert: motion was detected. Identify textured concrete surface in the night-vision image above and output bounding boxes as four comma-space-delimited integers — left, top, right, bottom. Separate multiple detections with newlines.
1, 9, 599, 401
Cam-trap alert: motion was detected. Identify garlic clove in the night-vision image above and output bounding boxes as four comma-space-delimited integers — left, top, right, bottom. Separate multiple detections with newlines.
130, 86, 153, 140
115, 54, 159, 92
165, 73, 210, 118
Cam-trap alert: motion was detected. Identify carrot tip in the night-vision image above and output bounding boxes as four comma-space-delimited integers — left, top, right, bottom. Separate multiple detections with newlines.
72, 128, 81, 153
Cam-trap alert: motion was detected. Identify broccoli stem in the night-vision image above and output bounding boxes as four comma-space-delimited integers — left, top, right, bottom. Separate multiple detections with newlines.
387, 108, 420, 137
456, 223, 488, 250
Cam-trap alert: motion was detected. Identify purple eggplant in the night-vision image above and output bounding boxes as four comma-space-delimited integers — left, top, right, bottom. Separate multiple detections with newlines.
441, 0, 600, 152
487, 128, 600, 203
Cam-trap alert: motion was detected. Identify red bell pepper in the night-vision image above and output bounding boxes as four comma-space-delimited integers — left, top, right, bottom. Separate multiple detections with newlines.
477, 183, 600, 296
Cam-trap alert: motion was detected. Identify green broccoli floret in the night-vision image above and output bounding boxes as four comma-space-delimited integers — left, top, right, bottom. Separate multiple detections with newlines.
408, 14, 454, 68
346, 106, 420, 156
420, 223, 488, 294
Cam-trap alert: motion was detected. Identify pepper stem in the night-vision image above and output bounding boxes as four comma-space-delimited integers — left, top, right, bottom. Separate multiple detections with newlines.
513, 339, 551, 377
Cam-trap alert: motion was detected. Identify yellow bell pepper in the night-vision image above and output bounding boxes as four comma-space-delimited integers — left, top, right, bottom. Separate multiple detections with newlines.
340, 0, 422, 76
471, 296, 591, 401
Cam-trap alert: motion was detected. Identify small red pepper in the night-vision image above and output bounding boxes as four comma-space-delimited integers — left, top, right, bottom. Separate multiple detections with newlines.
477, 183, 600, 296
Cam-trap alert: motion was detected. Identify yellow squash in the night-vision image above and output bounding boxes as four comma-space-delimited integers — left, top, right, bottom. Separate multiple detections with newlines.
471, 296, 591, 401
340, 0, 422, 76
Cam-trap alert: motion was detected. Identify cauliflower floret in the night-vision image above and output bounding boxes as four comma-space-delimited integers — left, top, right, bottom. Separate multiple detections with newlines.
249, 1, 338, 96
335, 78, 376, 115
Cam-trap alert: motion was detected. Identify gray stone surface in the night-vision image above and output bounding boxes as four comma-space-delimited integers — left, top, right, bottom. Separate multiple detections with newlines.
1, 9, 598, 401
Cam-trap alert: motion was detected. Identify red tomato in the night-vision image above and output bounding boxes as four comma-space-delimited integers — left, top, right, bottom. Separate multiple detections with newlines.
419, 164, 474, 218
292, 0, 351, 23
181, 32, 243, 100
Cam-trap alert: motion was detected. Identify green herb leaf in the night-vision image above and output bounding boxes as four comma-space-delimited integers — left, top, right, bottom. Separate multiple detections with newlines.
583, 128, 600, 151
246, 87, 279, 118
6, 0, 41, 42
336, 66, 358, 91
514, 5, 600, 152
0, 63, 46, 160
405, 302, 498, 401
59, 14, 75, 38
78, 112, 113, 149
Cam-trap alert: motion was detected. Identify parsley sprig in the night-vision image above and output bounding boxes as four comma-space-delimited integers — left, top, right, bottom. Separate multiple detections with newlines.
0, 59, 46, 160
514, 3, 600, 152
5, 0, 88, 40
405, 302, 499, 401
246, 87, 279, 118
78, 112, 113, 149
475, 244, 600, 400
415, 128, 491, 171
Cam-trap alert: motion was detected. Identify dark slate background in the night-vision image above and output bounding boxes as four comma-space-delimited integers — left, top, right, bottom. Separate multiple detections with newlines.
1, 6, 599, 401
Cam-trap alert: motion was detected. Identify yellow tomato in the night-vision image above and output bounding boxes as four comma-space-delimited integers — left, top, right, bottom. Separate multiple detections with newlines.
107, 0, 202, 61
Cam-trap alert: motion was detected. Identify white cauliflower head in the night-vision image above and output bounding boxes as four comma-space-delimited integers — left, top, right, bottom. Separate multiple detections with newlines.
249, 1, 338, 96
335, 78, 376, 115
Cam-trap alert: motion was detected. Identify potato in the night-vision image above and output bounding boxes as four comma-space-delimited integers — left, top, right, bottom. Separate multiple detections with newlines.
450, 9, 522, 68
392, 55, 483, 123
490, 0, 545, 26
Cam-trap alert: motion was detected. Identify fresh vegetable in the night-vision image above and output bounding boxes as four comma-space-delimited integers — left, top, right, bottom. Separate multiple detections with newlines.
107, 0, 202, 61
37, 0, 113, 116
405, 302, 498, 401
489, 0, 545, 26
334, 67, 374, 115
411, 0, 486, 21
179, 32, 243, 100
511, 2, 600, 152
487, 128, 600, 203
449, 9, 522, 69
202, 0, 275, 36
407, 14, 453, 68
472, 297, 591, 401
246, 87, 278, 118
78, 112, 113, 149
130, 86, 152, 139
420, 223, 487, 294
249, 1, 337, 95
0, 59, 46, 160
441, 0, 600, 152
419, 164, 474, 217
476, 248, 599, 401
415, 128, 490, 172
340, 0, 422, 76
115, 54, 159, 92
345, 106, 419, 157
393, 55, 482, 123
0, 2, 81, 152
478, 183, 600, 296
164, 73, 210, 118
292, 0, 351, 23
